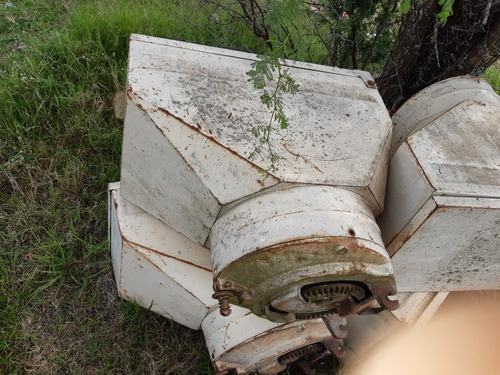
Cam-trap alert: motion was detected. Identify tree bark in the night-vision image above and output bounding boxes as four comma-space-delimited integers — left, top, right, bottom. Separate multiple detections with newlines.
377, 0, 500, 111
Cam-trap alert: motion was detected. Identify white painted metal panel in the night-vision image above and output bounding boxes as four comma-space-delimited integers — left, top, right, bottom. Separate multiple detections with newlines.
385, 198, 437, 258
109, 184, 214, 330
131, 34, 382, 81
120, 103, 221, 245
203, 305, 343, 374
368, 130, 392, 214
380, 80, 500, 292
377, 142, 434, 247
408, 100, 500, 198
210, 185, 387, 272
109, 182, 123, 288
392, 198, 500, 292
123, 34, 393, 225
126, 90, 281, 206
391, 76, 500, 155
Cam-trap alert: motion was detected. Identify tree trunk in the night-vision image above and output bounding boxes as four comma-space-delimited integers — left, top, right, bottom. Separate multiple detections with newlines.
377, 0, 500, 111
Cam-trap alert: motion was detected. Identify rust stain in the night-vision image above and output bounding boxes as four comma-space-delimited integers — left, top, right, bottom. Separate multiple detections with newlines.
227, 112, 232, 120
154, 187, 164, 196
256, 179, 264, 187
357, 75, 378, 90
135, 102, 147, 114
406, 140, 436, 191
127, 87, 144, 101
127, 239, 212, 272
389, 202, 438, 257
158, 107, 171, 117
237, 223, 250, 231
156, 106, 281, 182
282, 143, 324, 173
218, 235, 389, 290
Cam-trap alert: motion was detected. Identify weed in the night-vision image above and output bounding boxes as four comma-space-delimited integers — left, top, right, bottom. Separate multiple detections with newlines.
2, 1, 498, 374
0, 0, 229, 373
482, 61, 500, 94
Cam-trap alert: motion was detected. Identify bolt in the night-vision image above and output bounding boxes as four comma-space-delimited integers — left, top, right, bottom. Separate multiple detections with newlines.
219, 297, 232, 317
336, 246, 348, 255
212, 291, 236, 317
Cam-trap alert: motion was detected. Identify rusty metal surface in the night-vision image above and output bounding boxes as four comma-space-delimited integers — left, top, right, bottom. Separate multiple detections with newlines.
408, 100, 500, 198
391, 198, 500, 292
108, 183, 215, 330
390, 75, 500, 156
380, 80, 500, 292
210, 185, 387, 272
209, 185, 397, 322
120, 34, 393, 246
203, 305, 347, 374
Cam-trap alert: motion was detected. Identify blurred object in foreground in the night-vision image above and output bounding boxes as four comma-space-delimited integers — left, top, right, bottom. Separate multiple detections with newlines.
344, 293, 500, 375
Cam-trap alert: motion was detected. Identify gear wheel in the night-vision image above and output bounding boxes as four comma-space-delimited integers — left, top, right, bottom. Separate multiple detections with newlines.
278, 343, 325, 366
301, 282, 366, 304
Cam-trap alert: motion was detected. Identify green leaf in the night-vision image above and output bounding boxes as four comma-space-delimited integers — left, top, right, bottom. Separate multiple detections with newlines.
280, 117, 289, 129
437, 0, 454, 24
400, 0, 411, 14
260, 92, 272, 108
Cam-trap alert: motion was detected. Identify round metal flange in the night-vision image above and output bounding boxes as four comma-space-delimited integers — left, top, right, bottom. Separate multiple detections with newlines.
209, 185, 398, 322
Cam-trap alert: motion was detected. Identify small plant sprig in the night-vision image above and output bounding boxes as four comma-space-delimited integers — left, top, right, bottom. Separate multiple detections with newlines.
401, 0, 454, 24
246, 54, 299, 171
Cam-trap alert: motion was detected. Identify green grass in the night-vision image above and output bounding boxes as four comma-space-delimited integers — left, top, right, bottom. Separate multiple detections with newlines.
1, 1, 499, 374
482, 61, 500, 94
0, 0, 259, 373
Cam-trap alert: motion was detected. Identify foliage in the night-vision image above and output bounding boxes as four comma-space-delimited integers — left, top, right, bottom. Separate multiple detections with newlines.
437, 0, 454, 23
208, 0, 401, 72
247, 53, 299, 170
401, 0, 455, 23
1, 0, 498, 374
0, 0, 240, 373
483, 61, 500, 94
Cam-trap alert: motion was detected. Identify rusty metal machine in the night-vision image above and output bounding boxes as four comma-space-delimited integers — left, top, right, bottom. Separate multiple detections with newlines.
109, 34, 500, 374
